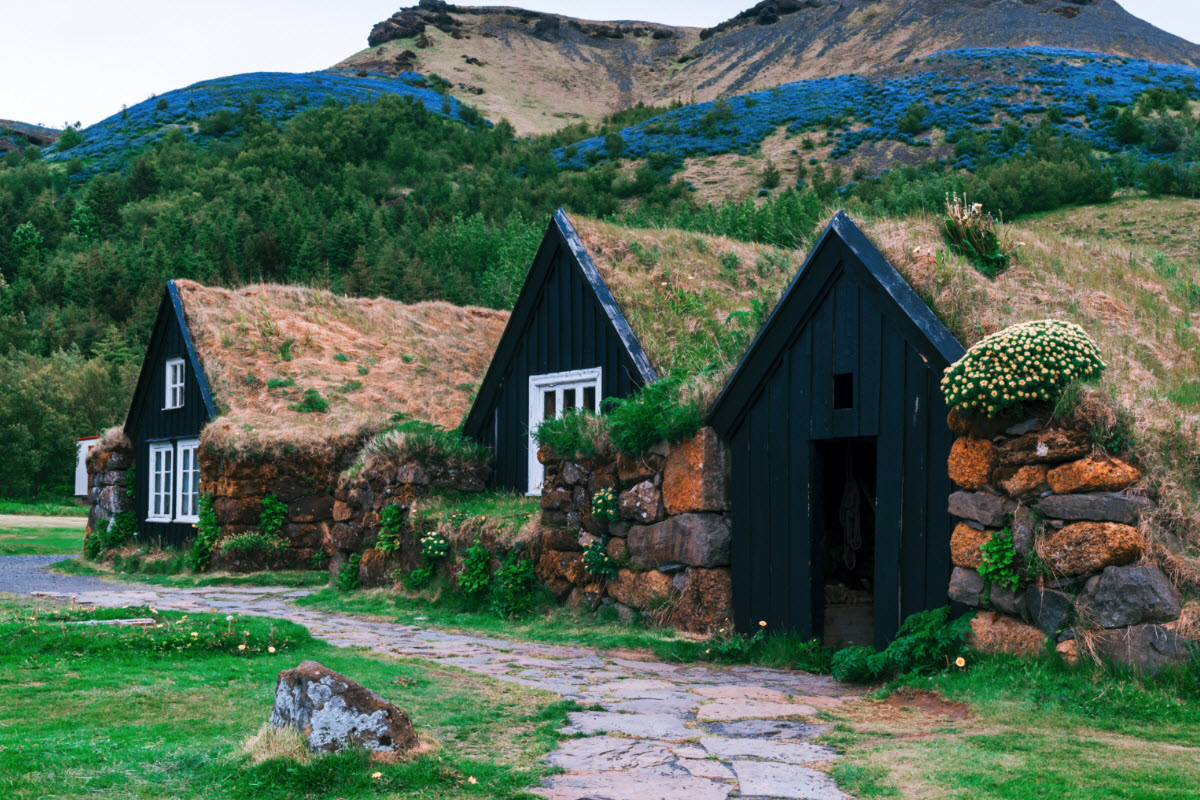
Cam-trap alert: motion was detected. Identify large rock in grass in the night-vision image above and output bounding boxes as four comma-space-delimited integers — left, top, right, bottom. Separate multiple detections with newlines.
1076, 566, 1181, 629
1094, 624, 1192, 674
270, 661, 418, 754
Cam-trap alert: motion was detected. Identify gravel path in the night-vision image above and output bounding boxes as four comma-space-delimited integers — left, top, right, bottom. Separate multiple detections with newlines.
1, 556, 860, 800
0, 554, 119, 595
0, 515, 88, 529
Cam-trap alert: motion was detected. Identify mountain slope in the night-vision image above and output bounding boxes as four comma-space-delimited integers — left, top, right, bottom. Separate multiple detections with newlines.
336, 0, 1200, 133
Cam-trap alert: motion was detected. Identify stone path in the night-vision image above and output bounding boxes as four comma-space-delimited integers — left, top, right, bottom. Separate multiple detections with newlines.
2, 556, 860, 800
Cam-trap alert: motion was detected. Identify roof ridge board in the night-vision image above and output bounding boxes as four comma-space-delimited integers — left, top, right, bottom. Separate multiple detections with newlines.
167, 280, 219, 419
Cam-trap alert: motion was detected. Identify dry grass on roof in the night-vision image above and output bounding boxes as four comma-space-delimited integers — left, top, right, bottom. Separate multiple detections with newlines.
173, 280, 508, 458
855, 208, 1200, 579
570, 217, 797, 392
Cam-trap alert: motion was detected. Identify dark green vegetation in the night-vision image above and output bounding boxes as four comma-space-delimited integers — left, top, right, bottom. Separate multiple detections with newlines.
827, 650, 1200, 798
830, 607, 973, 683
55, 557, 329, 588
0, 497, 88, 516
0, 595, 571, 799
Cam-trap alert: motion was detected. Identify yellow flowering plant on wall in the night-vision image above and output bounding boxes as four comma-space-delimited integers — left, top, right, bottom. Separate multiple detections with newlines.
941, 320, 1106, 418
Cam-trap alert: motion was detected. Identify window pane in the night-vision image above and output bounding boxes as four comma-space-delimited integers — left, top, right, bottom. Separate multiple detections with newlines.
543, 390, 556, 419
583, 386, 596, 411
563, 388, 576, 410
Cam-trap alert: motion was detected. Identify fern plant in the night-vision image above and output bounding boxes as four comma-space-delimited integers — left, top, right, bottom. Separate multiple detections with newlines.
336, 553, 361, 591
831, 607, 974, 683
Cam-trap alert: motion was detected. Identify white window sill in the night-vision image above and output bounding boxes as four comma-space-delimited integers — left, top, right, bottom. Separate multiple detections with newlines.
162, 405, 183, 411
175, 515, 199, 524
146, 516, 172, 523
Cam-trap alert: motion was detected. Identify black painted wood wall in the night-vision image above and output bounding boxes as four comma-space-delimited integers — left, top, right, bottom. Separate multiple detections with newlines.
124, 285, 212, 548
464, 212, 656, 492
710, 213, 964, 649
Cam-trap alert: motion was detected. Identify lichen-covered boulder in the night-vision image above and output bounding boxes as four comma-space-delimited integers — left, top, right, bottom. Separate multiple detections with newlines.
269, 661, 418, 754
948, 437, 995, 491
535, 550, 585, 601
608, 568, 673, 610
995, 464, 1050, 498
1040, 521, 1143, 576
1047, 456, 1141, 495
950, 523, 992, 569
662, 428, 730, 515
968, 611, 1046, 657
996, 429, 1090, 467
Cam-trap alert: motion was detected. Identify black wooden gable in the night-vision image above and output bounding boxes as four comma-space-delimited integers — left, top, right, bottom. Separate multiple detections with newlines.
709, 211, 964, 434
463, 210, 657, 491
707, 212, 966, 649
124, 280, 217, 434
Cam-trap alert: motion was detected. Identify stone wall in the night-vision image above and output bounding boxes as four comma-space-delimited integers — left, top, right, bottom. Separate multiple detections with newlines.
945, 410, 1190, 672
534, 427, 735, 634
85, 431, 134, 538
332, 460, 491, 585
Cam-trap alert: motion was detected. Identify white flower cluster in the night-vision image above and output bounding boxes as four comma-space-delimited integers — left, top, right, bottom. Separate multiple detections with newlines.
941, 320, 1106, 418
420, 530, 449, 560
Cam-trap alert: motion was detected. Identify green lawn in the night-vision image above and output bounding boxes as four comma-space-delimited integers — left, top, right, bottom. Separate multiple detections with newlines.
0, 524, 85, 555
55, 557, 330, 589
0, 498, 89, 517
825, 654, 1200, 799
0, 594, 569, 799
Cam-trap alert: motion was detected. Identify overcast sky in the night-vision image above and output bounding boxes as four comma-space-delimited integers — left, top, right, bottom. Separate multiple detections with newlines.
1, 1, 1197, 129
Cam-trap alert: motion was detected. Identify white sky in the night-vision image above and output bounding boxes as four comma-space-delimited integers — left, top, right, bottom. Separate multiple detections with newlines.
1, 1, 1197, 129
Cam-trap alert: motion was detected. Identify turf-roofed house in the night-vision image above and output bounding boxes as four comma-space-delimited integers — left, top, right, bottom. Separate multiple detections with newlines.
459, 210, 961, 641
85, 279, 507, 571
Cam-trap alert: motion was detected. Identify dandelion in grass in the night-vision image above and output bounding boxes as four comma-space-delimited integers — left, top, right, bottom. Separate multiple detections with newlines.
955, 656, 966, 668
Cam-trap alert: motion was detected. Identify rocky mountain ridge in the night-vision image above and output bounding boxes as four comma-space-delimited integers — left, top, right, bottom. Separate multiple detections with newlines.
337, 0, 1200, 133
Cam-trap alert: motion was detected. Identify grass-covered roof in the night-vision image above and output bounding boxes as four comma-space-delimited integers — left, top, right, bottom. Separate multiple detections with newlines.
173, 280, 508, 458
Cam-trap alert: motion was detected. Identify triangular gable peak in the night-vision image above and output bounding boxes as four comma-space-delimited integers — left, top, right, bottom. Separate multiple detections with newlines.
124, 280, 218, 437
709, 211, 965, 436
464, 209, 657, 493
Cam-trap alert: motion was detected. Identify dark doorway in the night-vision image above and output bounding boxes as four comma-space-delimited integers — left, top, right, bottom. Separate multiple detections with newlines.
814, 438, 877, 648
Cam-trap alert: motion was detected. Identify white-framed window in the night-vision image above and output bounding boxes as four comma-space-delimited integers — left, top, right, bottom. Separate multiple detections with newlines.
175, 439, 201, 523
165, 358, 185, 410
148, 443, 174, 522
527, 367, 602, 495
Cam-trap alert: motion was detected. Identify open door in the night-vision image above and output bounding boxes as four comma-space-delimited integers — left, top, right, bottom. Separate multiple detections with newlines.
813, 438, 878, 648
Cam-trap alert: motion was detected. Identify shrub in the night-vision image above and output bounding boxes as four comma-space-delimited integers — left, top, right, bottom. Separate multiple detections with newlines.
533, 409, 610, 459
591, 486, 617, 523
184, 494, 220, 571
288, 388, 328, 413
376, 504, 403, 555
761, 159, 781, 189
258, 493, 287, 537
458, 539, 492, 598
979, 526, 1020, 592
583, 538, 618, 580
606, 376, 704, 456
941, 194, 1016, 278
336, 553, 361, 591
831, 607, 974, 683
941, 320, 1107, 418
491, 549, 537, 618
85, 511, 138, 560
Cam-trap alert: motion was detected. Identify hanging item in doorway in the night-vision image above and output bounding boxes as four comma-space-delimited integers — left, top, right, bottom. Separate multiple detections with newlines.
839, 455, 863, 570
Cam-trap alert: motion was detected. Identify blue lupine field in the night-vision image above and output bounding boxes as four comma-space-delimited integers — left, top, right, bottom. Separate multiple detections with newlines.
45, 70, 468, 174
556, 47, 1200, 173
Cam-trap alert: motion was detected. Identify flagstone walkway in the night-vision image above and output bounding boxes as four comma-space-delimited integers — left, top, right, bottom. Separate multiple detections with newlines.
4, 556, 860, 800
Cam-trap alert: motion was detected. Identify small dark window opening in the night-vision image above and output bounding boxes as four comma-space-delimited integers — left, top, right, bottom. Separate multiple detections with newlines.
833, 373, 854, 410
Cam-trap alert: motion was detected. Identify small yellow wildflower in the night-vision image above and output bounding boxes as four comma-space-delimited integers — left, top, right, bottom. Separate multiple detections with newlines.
955, 657, 966, 668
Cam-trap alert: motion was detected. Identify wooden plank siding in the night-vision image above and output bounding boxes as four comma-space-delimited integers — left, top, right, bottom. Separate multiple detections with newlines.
709, 213, 965, 649
463, 211, 657, 492
123, 284, 213, 548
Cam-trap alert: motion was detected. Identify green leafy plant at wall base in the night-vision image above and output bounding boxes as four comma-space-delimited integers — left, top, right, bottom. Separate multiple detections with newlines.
184, 494, 220, 571
979, 526, 1021, 592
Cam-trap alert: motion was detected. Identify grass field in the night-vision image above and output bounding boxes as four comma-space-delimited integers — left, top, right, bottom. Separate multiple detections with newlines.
0, 594, 570, 800
826, 652, 1200, 799
0, 498, 88, 517
0, 523, 85, 555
